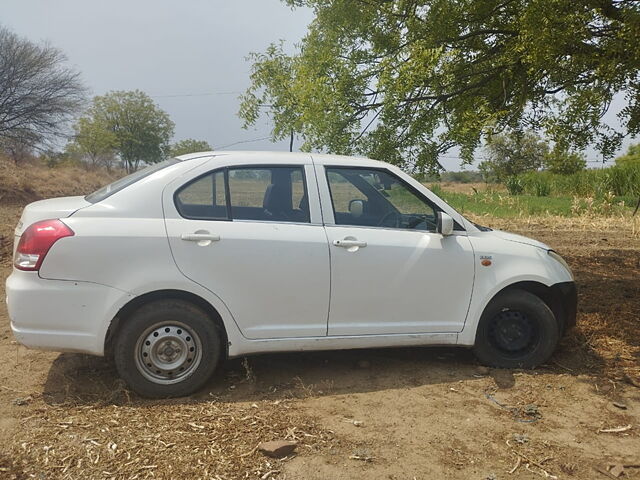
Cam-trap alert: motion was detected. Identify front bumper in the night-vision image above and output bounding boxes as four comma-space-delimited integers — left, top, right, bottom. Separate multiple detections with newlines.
6, 270, 125, 355
551, 281, 578, 332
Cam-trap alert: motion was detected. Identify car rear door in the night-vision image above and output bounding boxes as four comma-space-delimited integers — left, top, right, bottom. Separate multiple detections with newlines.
318, 165, 475, 335
163, 159, 330, 339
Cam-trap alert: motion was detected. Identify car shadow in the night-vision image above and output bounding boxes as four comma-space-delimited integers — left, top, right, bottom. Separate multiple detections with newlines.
41, 339, 599, 407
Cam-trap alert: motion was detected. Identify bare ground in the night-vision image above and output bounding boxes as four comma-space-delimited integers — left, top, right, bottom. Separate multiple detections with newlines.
1, 201, 639, 479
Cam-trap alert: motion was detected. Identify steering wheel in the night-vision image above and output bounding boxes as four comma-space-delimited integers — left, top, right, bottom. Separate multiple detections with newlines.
377, 210, 400, 228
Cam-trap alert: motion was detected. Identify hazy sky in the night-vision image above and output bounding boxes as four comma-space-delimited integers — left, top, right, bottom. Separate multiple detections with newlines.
2, 1, 632, 169
2, 0, 313, 152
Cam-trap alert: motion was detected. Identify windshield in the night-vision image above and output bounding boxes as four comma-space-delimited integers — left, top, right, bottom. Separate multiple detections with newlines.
85, 158, 180, 203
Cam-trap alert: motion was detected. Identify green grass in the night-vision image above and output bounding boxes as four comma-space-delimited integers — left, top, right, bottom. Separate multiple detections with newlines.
431, 188, 635, 218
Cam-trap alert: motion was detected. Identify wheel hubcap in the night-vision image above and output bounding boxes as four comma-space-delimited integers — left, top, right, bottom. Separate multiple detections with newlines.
135, 322, 202, 385
489, 310, 536, 353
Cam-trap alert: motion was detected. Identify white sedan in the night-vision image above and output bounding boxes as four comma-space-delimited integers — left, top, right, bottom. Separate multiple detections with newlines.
6, 151, 576, 397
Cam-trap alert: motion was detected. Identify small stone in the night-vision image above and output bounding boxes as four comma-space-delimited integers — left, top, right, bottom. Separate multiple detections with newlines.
356, 360, 371, 369
475, 366, 490, 375
610, 464, 625, 478
612, 402, 627, 410
258, 440, 297, 458
512, 433, 529, 444
13, 396, 32, 406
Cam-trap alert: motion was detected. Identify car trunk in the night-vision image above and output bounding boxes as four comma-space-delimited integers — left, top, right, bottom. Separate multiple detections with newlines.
13, 196, 91, 254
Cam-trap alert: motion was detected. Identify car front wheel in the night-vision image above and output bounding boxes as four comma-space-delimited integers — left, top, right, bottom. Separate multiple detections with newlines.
114, 299, 222, 398
473, 289, 559, 369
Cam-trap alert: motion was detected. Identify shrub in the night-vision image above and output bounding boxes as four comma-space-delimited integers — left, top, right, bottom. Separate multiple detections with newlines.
505, 176, 524, 195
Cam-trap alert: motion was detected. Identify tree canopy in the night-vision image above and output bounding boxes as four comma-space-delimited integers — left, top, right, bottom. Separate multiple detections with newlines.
79, 91, 174, 172
0, 25, 85, 153
240, 0, 640, 173
479, 131, 548, 181
544, 147, 587, 175
67, 115, 118, 170
169, 139, 212, 157
615, 143, 640, 166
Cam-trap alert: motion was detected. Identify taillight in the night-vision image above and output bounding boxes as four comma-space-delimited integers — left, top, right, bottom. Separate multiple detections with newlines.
14, 219, 74, 271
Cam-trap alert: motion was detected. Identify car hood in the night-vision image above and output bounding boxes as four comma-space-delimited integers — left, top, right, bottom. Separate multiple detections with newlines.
489, 230, 550, 250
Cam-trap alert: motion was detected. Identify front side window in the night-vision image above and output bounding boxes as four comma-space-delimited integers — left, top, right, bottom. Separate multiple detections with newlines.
326, 167, 437, 230
175, 165, 310, 223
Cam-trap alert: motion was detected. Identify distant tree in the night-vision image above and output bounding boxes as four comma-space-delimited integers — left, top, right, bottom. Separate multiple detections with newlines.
0, 136, 34, 165
544, 147, 586, 174
479, 132, 548, 182
83, 90, 174, 173
169, 139, 212, 157
67, 116, 118, 170
0, 26, 85, 155
615, 143, 640, 167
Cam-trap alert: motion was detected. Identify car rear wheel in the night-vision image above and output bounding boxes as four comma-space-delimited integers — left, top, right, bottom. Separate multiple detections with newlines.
114, 299, 222, 398
473, 289, 559, 369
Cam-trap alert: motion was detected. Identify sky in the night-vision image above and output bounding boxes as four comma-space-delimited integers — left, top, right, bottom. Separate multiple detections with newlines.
2, 1, 633, 170
2, 0, 313, 153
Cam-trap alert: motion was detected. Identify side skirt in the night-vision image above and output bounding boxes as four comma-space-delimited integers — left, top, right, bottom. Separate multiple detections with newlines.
228, 332, 459, 358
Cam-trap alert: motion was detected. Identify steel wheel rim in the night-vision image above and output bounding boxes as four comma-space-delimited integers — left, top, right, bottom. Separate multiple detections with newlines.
134, 321, 203, 385
488, 309, 538, 355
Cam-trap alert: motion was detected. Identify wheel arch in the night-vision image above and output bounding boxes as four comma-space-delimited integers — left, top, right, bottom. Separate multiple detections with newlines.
484, 281, 570, 334
104, 289, 229, 357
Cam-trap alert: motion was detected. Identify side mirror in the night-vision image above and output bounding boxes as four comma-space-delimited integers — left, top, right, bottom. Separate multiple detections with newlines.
436, 212, 454, 236
349, 199, 364, 218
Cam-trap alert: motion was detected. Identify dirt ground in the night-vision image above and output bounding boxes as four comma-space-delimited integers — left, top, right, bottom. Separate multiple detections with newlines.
1, 202, 639, 479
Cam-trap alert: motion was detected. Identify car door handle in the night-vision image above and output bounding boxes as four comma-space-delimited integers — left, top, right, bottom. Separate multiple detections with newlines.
181, 233, 221, 242
333, 239, 367, 248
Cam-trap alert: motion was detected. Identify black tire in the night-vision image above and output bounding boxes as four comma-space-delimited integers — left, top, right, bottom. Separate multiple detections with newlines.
473, 289, 559, 369
114, 299, 222, 398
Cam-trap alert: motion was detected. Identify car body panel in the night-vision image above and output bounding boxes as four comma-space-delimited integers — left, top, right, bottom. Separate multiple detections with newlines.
5, 151, 576, 362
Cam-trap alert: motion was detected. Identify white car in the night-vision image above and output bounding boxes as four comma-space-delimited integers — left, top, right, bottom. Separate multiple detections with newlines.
6, 151, 576, 397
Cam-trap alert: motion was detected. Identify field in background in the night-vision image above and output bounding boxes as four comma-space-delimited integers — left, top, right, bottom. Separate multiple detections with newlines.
430, 181, 640, 225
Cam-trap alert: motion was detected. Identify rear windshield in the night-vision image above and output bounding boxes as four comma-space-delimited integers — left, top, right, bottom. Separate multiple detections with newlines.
85, 158, 180, 203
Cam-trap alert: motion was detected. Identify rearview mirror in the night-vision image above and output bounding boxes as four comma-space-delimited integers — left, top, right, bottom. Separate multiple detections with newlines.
436, 212, 454, 236
349, 199, 364, 218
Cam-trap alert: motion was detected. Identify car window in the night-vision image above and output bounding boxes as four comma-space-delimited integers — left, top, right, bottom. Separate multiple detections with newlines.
228, 166, 309, 223
175, 170, 228, 220
175, 165, 310, 223
326, 167, 437, 231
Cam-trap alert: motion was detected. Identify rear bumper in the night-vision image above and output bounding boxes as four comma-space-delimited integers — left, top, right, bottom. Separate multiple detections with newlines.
6, 270, 125, 356
551, 281, 578, 331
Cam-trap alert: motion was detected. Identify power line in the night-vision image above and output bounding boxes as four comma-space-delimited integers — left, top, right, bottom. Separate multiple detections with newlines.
150, 91, 242, 99
215, 136, 271, 150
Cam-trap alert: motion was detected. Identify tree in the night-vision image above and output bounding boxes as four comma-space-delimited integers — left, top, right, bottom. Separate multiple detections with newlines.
544, 147, 587, 175
479, 131, 548, 181
169, 139, 212, 157
0, 26, 85, 154
83, 90, 174, 173
615, 143, 640, 167
240, 0, 640, 173
67, 116, 118, 170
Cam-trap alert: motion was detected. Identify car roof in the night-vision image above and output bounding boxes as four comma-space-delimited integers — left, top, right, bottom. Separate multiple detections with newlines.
177, 150, 389, 168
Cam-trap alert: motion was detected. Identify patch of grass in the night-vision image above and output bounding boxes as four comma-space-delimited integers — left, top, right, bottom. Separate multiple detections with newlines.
431, 189, 633, 218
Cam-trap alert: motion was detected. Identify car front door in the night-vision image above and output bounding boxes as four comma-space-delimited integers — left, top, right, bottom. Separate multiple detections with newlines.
320, 166, 475, 335
164, 162, 330, 339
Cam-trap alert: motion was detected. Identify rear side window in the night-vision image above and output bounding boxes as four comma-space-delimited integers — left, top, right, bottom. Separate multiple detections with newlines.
175, 165, 310, 223
86, 158, 180, 203
175, 170, 228, 220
